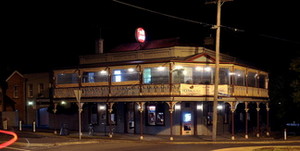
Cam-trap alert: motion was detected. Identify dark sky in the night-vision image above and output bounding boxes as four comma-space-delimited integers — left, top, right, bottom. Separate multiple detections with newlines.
1, 0, 300, 76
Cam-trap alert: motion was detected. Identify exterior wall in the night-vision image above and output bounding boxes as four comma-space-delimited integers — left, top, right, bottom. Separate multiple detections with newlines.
24, 72, 50, 125
6, 73, 26, 122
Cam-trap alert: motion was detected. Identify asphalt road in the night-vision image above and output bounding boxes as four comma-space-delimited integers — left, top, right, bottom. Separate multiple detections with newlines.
4, 141, 300, 151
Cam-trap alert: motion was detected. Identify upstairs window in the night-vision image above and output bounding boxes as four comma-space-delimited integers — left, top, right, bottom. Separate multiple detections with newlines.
247, 72, 258, 87
82, 71, 108, 83
112, 68, 139, 82
57, 73, 78, 84
38, 83, 45, 97
259, 74, 267, 88
143, 67, 169, 84
28, 84, 33, 97
13, 85, 19, 98
232, 70, 246, 86
219, 68, 230, 84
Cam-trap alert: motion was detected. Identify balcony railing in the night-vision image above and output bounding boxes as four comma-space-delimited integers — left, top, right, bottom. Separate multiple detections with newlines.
54, 84, 269, 99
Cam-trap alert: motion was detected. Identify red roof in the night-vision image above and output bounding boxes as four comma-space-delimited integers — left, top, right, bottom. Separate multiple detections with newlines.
110, 37, 182, 52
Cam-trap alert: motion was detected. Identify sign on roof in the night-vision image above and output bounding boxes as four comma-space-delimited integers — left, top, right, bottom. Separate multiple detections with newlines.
135, 27, 146, 43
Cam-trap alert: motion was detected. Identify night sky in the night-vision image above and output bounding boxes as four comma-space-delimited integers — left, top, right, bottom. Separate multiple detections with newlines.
1, 0, 300, 76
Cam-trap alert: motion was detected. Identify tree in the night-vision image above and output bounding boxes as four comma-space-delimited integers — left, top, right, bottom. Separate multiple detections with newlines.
290, 57, 300, 104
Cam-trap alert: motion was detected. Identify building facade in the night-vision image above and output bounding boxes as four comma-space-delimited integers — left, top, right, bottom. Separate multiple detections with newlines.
52, 39, 269, 140
5, 71, 50, 127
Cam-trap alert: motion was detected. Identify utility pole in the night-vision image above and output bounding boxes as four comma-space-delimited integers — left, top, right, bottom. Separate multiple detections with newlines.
206, 0, 232, 141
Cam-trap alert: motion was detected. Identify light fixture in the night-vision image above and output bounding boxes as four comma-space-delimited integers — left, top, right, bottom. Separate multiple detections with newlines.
204, 67, 212, 72
174, 66, 183, 70
175, 104, 181, 110
157, 66, 165, 71
28, 101, 34, 106
217, 104, 223, 110
197, 104, 203, 110
195, 67, 203, 71
128, 68, 135, 72
61, 101, 67, 105
99, 105, 106, 111
100, 70, 107, 75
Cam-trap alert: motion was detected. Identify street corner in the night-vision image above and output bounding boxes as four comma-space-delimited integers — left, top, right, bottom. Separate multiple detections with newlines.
212, 146, 300, 151
14, 139, 101, 147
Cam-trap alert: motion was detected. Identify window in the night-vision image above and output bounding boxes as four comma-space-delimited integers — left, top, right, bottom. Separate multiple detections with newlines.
57, 73, 78, 84
192, 66, 214, 84
146, 103, 165, 126
219, 68, 230, 84
82, 71, 108, 83
143, 67, 169, 84
259, 74, 267, 88
13, 85, 19, 98
38, 83, 45, 97
28, 84, 33, 97
112, 68, 139, 82
90, 103, 98, 125
247, 72, 257, 87
173, 66, 193, 84
233, 70, 245, 86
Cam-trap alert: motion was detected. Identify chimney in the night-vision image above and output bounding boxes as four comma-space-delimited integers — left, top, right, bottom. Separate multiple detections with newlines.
95, 39, 104, 54
203, 35, 214, 50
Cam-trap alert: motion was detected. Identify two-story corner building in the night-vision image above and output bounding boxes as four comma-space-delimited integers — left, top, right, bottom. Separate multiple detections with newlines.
52, 38, 269, 140
5, 71, 51, 127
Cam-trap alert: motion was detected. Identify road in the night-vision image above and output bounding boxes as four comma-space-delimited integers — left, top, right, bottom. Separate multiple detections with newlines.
3, 141, 300, 151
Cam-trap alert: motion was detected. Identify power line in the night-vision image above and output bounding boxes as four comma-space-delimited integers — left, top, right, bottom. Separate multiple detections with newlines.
112, 0, 300, 45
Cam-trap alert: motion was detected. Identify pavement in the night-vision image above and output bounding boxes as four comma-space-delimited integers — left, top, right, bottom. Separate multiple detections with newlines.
1, 128, 300, 148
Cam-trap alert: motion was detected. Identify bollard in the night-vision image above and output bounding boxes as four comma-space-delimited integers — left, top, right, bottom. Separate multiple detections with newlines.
33, 121, 36, 132
19, 121, 22, 131
3, 120, 8, 130
284, 128, 287, 140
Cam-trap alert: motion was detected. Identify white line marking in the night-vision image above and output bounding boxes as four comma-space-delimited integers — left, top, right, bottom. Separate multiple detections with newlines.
5, 146, 31, 151
25, 138, 30, 147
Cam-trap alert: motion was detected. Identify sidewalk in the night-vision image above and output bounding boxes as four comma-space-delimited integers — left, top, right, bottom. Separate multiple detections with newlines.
1, 128, 300, 147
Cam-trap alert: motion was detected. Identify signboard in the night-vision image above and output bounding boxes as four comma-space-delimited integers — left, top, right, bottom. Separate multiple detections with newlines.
135, 27, 146, 43
180, 84, 228, 96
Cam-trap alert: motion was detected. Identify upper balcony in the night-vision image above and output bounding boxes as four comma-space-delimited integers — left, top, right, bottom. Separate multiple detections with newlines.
53, 62, 269, 100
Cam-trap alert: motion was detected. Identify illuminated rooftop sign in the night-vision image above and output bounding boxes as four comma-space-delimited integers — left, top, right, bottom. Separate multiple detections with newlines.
135, 27, 146, 43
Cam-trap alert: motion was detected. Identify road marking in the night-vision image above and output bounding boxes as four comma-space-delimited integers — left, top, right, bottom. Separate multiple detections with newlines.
25, 138, 30, 147
5, 146, 31, 151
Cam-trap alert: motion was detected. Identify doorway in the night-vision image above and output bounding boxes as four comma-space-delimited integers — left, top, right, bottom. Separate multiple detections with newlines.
125, 103, 135, 133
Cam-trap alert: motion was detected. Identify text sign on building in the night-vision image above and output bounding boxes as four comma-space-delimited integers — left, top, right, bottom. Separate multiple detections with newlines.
180, 84, 228, 96
135, 27, 146, 43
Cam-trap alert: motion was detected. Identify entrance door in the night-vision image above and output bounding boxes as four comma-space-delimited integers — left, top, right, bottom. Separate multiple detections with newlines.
125, 103, 135, 133
38, 108, 49, 127
182, 112, 194, 135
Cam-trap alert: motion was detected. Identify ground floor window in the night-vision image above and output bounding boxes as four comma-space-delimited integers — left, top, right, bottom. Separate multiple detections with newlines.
146, 103, 165, 126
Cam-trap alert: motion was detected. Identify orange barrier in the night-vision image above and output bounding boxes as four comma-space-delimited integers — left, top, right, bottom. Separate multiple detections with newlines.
0, 130, 18, 149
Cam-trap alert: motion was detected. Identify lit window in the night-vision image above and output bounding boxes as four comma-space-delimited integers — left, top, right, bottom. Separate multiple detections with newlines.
143, 67, 169, 84
115, 75, 121, 82
146, 104, 165, 126
114, 70, 121, 75
204, 67, 212, 72
82, 71, 108, 83
112, 69, 139, 82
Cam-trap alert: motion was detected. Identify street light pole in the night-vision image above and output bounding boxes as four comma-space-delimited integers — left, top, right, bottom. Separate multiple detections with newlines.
74, 89, 83, 140
212, 0, 221, 141
206, 0, 233, 141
